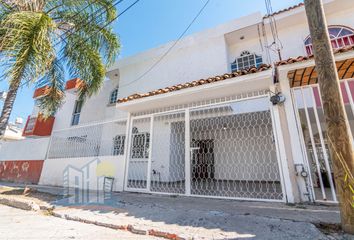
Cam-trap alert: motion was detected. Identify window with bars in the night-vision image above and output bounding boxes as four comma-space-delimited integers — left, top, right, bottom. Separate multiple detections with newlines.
109, 88, 118, 104
231, 51, 263, 72
71, 100, 83, 126
113, 135, 125, 155
305, 26, 354, 55
24, 117, 36, 133
131, 132, 150, 159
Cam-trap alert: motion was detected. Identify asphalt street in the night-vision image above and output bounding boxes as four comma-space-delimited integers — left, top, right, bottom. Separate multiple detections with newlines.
0, 205, 158, 240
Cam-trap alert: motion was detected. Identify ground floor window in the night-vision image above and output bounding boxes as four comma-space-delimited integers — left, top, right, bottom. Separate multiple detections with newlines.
113, 135, 125, 155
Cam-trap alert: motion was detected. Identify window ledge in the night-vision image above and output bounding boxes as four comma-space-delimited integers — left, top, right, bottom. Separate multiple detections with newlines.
107, 103, 116, 107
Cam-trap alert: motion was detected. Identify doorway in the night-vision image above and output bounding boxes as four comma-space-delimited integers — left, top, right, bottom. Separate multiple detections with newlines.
191, 139, 215, 180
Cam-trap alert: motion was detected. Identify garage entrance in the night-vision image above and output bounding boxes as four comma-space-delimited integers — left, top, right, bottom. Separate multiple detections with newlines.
124, 94, 286, 201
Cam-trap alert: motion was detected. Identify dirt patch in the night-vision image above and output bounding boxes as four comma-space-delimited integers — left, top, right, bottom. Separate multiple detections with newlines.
0, 186, 62, 203
314, 223, 354, 239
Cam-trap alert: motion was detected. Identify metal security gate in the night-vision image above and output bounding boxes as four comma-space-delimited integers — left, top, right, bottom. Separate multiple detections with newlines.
291, 79, 354, 203
124, 95, 286, 201
125, 117, 152, 191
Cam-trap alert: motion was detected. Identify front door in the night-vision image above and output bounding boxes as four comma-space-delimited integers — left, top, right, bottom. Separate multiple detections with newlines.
191, 139, 215, 180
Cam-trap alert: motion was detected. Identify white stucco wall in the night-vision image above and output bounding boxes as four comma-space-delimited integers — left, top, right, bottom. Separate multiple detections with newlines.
39, 155, 126, 191
0, 138, 50, 161
52, 80, 127, 132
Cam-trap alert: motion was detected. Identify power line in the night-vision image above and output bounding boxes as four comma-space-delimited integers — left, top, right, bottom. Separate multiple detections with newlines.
264, 0, 283, 60
119, 0, 211, 89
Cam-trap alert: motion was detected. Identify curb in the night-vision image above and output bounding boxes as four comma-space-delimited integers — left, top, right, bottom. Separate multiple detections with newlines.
0, 196, 185, 240
0, 196, 53, 212
52, 211, 186, 240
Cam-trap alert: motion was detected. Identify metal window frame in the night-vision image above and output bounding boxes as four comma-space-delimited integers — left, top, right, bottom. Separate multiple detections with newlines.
71, 100, 83, 126
231, 53, 263, 72
109, 88, 119, 104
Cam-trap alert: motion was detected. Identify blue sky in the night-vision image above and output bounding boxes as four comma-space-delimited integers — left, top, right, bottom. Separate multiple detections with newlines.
0, 0, 302, 124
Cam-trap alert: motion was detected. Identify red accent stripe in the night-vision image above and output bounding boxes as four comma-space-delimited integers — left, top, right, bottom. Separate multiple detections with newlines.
0, 160, 44, 184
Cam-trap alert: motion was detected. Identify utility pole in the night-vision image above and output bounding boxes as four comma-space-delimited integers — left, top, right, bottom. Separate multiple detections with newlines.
304, 0, 354, 234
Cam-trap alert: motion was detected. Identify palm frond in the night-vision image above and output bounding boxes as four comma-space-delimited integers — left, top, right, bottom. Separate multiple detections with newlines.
0, 0, 120, 119
64, 33, 106, 100
37, 58, 65, 117
0, 11, 55, 83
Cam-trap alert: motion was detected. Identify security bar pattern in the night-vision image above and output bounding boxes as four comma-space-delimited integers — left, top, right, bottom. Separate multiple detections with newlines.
125, 96, 285, 201
189, 102, 283, 200
48, 120, 127, 159
126, 117, 151, 189
290, 81, 354, 202
150, 112, 186, 194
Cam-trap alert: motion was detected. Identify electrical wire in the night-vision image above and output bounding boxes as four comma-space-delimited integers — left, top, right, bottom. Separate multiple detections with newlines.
118, 0, 211, 89
264, 0, 283, 60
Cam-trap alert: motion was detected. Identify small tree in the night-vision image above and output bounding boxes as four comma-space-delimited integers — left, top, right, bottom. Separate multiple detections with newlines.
0, 0, 120, 137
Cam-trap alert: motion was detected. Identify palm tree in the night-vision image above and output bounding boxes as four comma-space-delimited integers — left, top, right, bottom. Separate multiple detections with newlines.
0, 0, 120, 137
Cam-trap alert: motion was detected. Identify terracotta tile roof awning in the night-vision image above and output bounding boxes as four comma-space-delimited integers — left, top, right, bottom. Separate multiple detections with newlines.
276, 46, 354, 88
276, 46, 354, 67
288, 57, 354, 88
264, 2, 304, 18
117, 65, 272, 103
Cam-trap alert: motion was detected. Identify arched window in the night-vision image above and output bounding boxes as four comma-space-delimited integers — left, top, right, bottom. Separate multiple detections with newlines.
305, 25, 354, 55
231, 50, 263, 72
109, 88, 118, 104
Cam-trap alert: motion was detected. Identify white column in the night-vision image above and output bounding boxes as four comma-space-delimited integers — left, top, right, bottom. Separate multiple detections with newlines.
185, 109, 191, 196
278, 70, 313, 202
123, 113, 132, 191
269, 86, 295, 203
146, 116, 154, 192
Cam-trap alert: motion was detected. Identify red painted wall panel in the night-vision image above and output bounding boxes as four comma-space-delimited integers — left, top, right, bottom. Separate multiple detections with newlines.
0, 160, 44, 184
23, 115, 55, 137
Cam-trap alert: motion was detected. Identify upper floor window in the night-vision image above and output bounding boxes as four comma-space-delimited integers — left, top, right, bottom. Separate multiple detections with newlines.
305, 26, 354, 55
231, 51, 263, 72
71, 100, 83, 126
109, 88, 118, 104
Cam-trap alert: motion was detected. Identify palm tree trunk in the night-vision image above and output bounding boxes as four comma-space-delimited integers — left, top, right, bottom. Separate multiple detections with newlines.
0, 80, 21, 138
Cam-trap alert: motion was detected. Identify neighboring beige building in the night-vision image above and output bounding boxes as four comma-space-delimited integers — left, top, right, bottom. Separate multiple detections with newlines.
1, 124, 24, 142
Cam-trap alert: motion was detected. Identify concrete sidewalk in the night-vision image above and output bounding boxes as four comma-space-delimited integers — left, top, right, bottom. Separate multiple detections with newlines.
0, 182, 350, 240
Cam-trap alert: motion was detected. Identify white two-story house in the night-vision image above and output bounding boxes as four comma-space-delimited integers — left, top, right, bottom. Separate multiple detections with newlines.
2, 0, 354, 204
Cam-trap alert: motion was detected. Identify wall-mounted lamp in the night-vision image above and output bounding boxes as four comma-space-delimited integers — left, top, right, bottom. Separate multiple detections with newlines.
270, 92, 286, 106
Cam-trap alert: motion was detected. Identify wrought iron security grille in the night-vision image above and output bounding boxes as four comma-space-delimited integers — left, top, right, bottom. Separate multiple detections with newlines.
150, 112, 186, 194
125, 96, 285, 201
47, 120, 127, 159
290, 83, 353, 203
126, 117, 151, 190
189, 103, 283, 200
